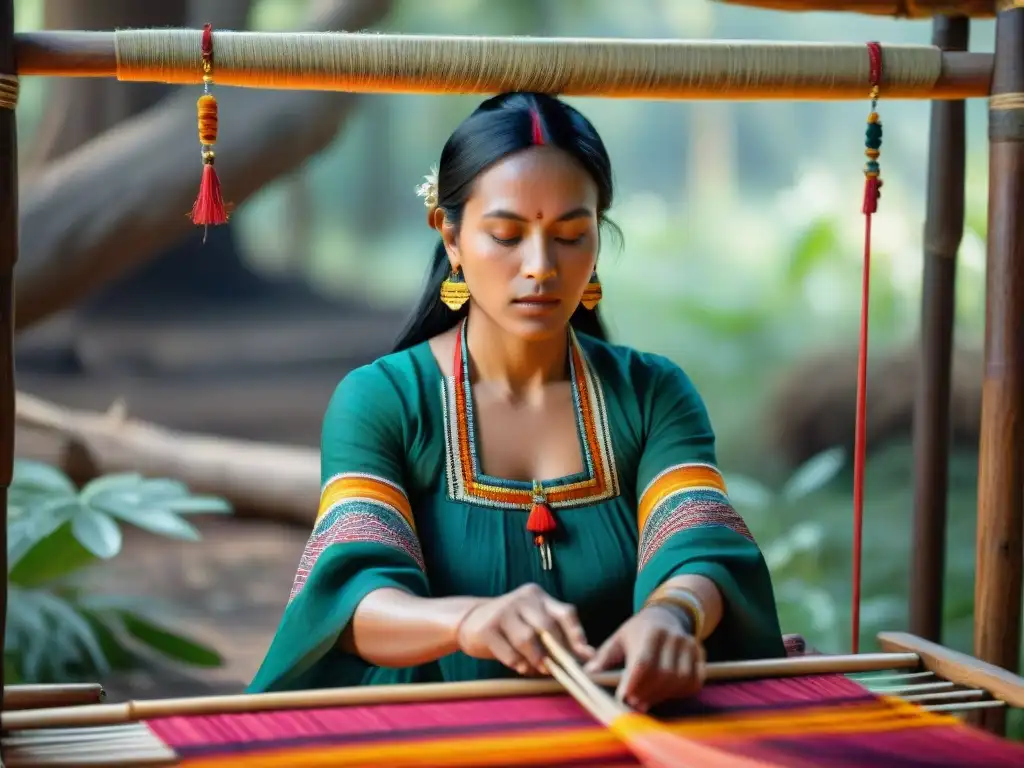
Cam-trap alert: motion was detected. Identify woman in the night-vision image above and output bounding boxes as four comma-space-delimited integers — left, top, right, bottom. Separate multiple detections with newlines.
249, 92, 786, 713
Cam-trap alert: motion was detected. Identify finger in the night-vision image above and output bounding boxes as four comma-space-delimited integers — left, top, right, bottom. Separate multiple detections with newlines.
682, 641, 707, 694
663, 637, 697, 702
630, 636, 679, 712
546, 600, 595, 660
617, 645, 657, 708
584, 632, 625, 673
518, 604, 570, 673
694, 643, 708, 686
486, 631, 533, 677
501, 612, 548, 673
648, 638, 701, 706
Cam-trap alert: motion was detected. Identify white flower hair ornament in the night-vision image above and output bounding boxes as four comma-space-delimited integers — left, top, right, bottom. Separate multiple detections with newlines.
415, 166, 439, 228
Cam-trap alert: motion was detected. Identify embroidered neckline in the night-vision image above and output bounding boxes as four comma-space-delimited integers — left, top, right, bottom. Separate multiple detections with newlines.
441, 319, 619, 510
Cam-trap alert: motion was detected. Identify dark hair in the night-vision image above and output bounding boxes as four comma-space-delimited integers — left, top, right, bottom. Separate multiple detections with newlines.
392, 92, 617, 353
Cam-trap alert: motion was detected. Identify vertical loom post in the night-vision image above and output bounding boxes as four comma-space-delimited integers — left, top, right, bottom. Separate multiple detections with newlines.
909, 15, 970, 645
973, 0, 1024, 736
0, 0, 16, 706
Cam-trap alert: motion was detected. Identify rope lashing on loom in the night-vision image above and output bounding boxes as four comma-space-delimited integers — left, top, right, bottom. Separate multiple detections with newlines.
990, 92, 1024, 110
0, 73, 18, 110
111, 30, 945, 100
190, 24, 229, 237
851, 41, 884, 656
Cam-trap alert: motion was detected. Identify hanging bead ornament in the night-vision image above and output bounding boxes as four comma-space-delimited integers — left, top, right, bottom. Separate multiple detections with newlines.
527, 480, 557, 570
190, 24, 229, 240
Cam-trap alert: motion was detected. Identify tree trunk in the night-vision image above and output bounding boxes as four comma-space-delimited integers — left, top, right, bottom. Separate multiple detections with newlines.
25, 0, 188, 171
14, 0, 393, 332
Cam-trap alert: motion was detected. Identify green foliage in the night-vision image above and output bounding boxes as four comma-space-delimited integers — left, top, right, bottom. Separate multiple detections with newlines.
6, 460, 231, 684
728, 444, 1024, 740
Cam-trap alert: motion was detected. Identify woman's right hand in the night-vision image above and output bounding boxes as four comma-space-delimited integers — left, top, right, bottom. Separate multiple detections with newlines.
455, 583, 595, 676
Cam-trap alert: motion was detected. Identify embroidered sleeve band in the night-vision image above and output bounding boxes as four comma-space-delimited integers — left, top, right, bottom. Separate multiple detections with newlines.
289, 473, 425, 601
637, 463, 753, 572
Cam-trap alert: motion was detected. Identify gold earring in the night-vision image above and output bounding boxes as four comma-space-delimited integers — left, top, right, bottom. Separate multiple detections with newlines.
440, 266, 470, 311
580, 271, 602, 310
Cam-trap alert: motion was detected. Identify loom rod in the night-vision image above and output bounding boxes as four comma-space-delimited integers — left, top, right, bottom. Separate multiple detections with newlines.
909, 15, 969, 646
1, 651, 920, 731
0, 0, 14, 720
10, 31, 995, 100
972, 0, 1024, 737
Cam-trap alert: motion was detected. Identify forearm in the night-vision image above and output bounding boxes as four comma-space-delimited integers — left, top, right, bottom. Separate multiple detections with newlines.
647, 574, 724, 641
340, 587, 485, 667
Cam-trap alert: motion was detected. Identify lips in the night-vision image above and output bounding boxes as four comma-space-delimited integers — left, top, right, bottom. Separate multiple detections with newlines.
512, 296, 560, 305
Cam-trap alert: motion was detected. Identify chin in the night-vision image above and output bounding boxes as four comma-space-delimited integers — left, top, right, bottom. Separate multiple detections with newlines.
501, 312, 574, 341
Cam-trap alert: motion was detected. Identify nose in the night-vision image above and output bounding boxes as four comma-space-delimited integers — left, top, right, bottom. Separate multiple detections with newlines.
521, 234, 557, 283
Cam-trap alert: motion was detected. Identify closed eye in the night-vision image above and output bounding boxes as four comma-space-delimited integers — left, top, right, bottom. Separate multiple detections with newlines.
491, 234, 586, 247
556, 235, 586, 246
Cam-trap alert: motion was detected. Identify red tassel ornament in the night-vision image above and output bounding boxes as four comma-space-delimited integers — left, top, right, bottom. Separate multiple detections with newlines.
190, 24, 229, 239
527, 481, 557, 570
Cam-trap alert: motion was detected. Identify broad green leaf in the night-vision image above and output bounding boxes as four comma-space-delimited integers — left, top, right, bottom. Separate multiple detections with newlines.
10, 519, 97, 587
164, 495, 232, 515
6, 589, 46, 637
81, 612, 143, 672
781, 448, 846, 502
137, 478, 192, 503
100, 505, 201, 541
79, 472, 145, 504
4, 653, 23, 684
118, 613, 223, 668
76, 593, 172, 618
21, 631, 49, 682
71, 508, 123, 560
11, 459, 77, 497
33, 592, 110, 675
8, 495, 81, 568
49, 624, 87, 679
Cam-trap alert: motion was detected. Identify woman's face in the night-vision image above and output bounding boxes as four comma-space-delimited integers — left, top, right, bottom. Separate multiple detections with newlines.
442, 146, 600, 341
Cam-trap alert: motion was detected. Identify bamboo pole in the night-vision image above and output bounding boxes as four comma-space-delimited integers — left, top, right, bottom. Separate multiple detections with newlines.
972, 1, 1024, 737
0, 652, 919, 731
909, 15, 970, 645
714, 0, 998, 17
8, 31, 995, 101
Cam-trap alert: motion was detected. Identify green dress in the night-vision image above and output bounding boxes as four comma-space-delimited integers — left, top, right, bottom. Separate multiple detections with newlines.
248, 323, 785, 693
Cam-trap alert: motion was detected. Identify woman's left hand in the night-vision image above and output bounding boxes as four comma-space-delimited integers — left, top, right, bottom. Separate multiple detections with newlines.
583, 605, 705, 712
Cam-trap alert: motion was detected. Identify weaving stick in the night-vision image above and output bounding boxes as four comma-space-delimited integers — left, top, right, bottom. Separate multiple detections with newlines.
0, 651, 920, 731
539, 632, 776, 768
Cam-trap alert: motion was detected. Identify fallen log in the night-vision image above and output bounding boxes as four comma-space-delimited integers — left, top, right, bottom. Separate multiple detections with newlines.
14, 391, 318, 528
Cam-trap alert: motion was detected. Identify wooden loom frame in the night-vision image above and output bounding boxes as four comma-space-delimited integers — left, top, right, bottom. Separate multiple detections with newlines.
0, 0, 1020, 758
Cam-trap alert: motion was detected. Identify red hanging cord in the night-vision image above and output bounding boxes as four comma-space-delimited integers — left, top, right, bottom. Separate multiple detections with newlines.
852, 42, 884, 655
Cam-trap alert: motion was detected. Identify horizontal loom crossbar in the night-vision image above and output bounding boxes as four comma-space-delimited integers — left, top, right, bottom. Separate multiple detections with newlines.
1, 652, 919, 731
11, 30, 994, 101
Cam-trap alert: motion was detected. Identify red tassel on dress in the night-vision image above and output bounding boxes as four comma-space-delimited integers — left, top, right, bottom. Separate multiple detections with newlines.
528, 481, 557, 570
